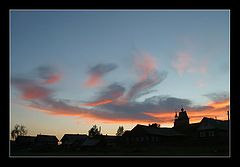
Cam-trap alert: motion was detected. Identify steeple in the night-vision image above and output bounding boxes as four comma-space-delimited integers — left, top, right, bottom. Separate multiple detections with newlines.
174, 106, 190, 130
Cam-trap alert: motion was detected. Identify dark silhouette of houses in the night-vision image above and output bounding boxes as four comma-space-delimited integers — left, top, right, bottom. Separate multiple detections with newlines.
121, 107, 229, 147
171, 107, 229, 146
80, 135, 119, 148
60, 134, 87, 149
15, 136, 36, 149
122, 124, 184, 146
173, 107, 229, 136
198, 117, 229, 138
102, 135, 119, 147
34, 135, 58, 150
81, 137, 103, 148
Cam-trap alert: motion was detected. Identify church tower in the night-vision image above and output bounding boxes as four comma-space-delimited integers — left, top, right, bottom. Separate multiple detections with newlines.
174, 107, 190, 131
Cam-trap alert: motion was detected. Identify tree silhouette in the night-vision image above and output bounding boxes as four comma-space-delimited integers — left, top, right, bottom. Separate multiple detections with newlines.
88, 125, 101, 137
116, 126, 124, 136
11, 124, 27, 140
149, 123, 161, 128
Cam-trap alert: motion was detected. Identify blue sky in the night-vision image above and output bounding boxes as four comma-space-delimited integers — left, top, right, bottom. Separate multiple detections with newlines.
10, 10, 229, 140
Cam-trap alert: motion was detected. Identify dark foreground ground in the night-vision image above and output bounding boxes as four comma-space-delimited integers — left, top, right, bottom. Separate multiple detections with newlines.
10, 145, 229, 157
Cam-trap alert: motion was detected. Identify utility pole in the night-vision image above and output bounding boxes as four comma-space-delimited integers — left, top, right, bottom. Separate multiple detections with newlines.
227, 110, 230, 121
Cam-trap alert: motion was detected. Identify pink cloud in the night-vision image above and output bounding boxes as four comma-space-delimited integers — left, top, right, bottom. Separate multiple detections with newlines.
12, 78, 53, 100
44, 74, 61, 84
172, 52, 192, 76
83, 63, 117, 88
36, 65, 62, 84
172, 51, 209, 77
82, 99, 113, 107
134, 54, 157, 81
84, 74, 103, 88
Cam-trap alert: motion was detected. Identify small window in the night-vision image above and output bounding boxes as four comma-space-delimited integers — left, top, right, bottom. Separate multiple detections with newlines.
208, 131, 215, 137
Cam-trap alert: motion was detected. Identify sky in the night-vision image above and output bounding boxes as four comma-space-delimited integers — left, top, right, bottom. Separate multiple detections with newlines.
10, 10, 230, 140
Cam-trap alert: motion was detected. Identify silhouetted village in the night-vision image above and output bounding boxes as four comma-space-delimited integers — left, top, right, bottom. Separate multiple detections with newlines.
10, 108, 230, 156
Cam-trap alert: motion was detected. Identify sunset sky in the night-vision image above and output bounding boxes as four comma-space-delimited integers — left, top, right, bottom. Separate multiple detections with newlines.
10, 10, 230, 140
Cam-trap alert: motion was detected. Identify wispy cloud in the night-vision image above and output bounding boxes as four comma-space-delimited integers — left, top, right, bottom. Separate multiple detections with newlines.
82, 83, 126, 106
172, 52, 192, 76
134, 54, 157, 81
172, 51, 208, 76
83, 63, 117, 88
127, 53, 168, 101
11, 77, 53, 100
203, 91, 229, 102
35, 65, 62, 84
126, 71, 167, 101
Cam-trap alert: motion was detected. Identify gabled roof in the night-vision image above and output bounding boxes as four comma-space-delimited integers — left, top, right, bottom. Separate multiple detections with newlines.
133, 124, 184, 136
198, 117, 229, 130
60, 134, 87, 142
122, 130, 131, 136
35, 135, 59, 142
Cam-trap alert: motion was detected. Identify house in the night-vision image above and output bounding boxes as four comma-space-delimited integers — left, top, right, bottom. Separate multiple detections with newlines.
172, 107, 229, 146
122, 124, 184, 146
173, 107, 229, 136
81, 137, 103, 148
60, 134, 87, 148
34, 134, 59, 150
15, 136, 36, 149
102, 135, 119, 147
198, 117, 229, 138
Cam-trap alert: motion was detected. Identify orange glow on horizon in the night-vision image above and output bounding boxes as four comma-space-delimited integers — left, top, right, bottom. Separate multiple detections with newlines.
208, 99, 229, 109
144, 99, 229, 125
24, 97, 229, 129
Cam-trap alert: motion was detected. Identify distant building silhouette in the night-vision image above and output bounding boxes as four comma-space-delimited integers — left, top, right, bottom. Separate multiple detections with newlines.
122, 107, 229, 147
174, 107, 190, 131
11, 107, 229, 155
34, 135, 58, 150
122, 124, 184, 145
60, 134, 87, 149
15, 136, 36, 149
198, 117, 229, 138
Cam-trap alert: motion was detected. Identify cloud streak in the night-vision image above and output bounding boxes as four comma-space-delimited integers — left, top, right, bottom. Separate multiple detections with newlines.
172, 51, 208, 76
172, 52, 192, 76
127, 53, 168, 101
35, 65, 62, 84
127, 71, 167, 101
84, 63, 117, 88
11, 77, 53, 100
203, 91, 229, 102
